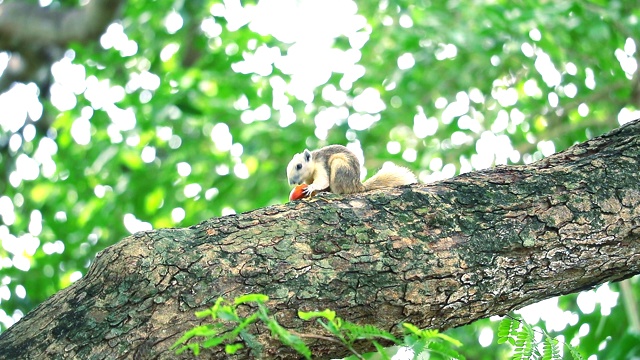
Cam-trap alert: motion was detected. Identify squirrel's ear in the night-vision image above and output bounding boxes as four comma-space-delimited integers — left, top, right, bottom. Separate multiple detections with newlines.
303, 149, 312, 162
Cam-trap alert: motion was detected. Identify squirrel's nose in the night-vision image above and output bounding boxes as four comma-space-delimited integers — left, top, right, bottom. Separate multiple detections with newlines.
288, 175, 301, 185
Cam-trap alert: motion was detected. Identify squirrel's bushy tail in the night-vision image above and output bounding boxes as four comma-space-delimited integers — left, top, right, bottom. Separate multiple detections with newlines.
363, 163, 417, 191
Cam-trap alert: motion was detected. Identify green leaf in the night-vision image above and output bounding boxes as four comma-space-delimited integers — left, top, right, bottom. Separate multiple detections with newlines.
371, 341, 393, 360
401, 323, 461, 347
565, 343, 585, 360
240, 331, 264, 356
195, 309, 212, 318
318, 318, 345, 340
196, 297, 225, 319
340, 322, 400, 344
370, 341, 402, 359
171, 324, 218, 348
173, 343, 200, 356
202, 336, 226, 349
264, 315, 312, 359
434, 332, 463, 347
173, 345, 187, 355
234, 293, 269, 305
298, 309, 336, 322
424, 341, 466, 360
225, 343, 244, 354
217, 305, 240, 321
402, 323, 421, 336
405, 336, 427, 357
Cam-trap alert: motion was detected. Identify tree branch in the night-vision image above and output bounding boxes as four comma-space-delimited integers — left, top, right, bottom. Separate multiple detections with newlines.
0, 120, 639, 359
0, 0, 126, 124
0, 0, 125, 52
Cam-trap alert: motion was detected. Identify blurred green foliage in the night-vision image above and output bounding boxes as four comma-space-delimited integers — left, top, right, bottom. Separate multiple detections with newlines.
0, 0, 639, 358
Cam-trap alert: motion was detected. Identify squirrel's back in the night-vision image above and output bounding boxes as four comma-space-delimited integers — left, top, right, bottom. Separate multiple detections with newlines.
313, 145, 365, 194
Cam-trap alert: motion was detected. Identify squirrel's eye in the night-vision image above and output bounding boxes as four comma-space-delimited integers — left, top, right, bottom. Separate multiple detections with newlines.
296, 164, 302, 170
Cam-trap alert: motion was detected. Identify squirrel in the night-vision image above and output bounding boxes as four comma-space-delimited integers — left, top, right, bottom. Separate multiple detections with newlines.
286, 145, 417, 196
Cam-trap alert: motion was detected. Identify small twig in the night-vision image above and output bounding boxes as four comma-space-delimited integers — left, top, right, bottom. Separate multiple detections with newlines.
288, 330, 343, 344
288, 330, 365, 360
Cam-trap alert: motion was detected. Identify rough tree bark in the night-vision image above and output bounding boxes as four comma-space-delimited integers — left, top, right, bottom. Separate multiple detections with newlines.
1, 120, 639, 359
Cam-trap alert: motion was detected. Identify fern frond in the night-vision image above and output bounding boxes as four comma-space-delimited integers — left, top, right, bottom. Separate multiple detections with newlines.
240, 331, 263, 356
371, 341, 393, 360
404, 335, 427, 358
541, 333, 560, 360
265, 316, 312, 359
565, 343, 585, 360
497, 317, 518, 345
341, 322, 400, 344
423, 341, 466, 360
512, 323, 535, 360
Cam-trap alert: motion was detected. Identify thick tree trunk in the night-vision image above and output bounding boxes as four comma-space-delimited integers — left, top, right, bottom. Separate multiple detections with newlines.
1, 120, 639, 359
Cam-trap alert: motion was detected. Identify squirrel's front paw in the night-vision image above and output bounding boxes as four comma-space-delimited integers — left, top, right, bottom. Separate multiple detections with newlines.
302, 185, 315, 196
